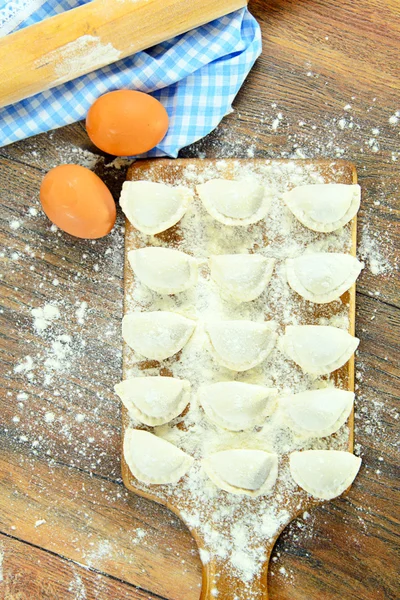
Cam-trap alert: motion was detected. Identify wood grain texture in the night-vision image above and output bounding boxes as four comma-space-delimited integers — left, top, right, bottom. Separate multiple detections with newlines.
0, 0, 399, 599
0, 533, 162, 600
0, 0, 247, 107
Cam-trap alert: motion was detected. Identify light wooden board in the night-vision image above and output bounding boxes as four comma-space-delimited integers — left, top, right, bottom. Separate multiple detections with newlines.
121, 158, 357, 600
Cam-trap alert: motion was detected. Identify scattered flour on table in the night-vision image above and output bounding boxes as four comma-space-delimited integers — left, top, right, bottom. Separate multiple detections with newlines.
5, 210, 125, 490
35, 519, 46, 527
16, 301, 90, 386
358, 225, 392, 275
68, 569, 87, 600
31, 303, 60, 332
44, 412, 55, 423
14, 355, 34, 375
85, 539, 114, 568
76, 301, 88, 325
131, 527, 147, 544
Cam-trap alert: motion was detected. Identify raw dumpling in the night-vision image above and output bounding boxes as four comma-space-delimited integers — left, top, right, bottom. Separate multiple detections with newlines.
198, 382, 277, 431
205, 320, 277, 371
120, 181, 192, 235
209, 254, 275, 302
280, 388, 354, 438
279, 325, 359, 375
203, 449, 278, 496
283, 184, 361, 232
115, 376, 191, 426
122, 311, 196, 360
289, 450, 361, 500
196, 178, 271, 226
124, 429, 194, 484
286, 253, 362, 303
128, 247, 198, 294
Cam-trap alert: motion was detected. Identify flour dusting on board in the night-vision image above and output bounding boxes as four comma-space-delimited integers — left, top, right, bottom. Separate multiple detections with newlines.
122, 160, 355, 591
68, 569, 87, 600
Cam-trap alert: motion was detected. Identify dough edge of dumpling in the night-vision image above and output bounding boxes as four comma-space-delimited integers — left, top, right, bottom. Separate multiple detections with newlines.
196, 180, 272, 226
280, 389, 354, 438
120, 181, 192, 235
285, 253, 363, 304
122, 311, 197, 361
128, 247, 199, 295
205, 322, 278, 372
283, 184, 361, 232
278, 327, 360, 375
289, 450, 362, 500
124, 428, 194, 485
115, 377, 191, 426
198, 383, 278, 431
202, 450, 279, 497
209, 255, 276, 302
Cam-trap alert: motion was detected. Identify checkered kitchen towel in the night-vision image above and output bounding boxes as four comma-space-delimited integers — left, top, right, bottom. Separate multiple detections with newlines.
0, 0, 261, 155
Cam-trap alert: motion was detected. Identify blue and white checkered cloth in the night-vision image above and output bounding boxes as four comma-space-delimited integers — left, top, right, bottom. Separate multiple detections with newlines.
0, 0, 261, 155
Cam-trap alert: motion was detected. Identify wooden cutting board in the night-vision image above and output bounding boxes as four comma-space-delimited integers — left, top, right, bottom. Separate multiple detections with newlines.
121, 158, 357, 600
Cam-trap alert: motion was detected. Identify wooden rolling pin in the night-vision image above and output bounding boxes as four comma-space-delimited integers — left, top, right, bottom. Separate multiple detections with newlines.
0, 0, 247, 108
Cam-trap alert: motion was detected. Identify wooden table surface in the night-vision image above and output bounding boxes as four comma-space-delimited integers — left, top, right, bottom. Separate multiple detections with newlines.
0, 1, 398, 599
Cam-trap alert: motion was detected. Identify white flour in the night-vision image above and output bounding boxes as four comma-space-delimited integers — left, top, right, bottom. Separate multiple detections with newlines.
358, 226, 392, 275
31, 303, 60, 332
68, 569, 87, 600
14, 355, 34, 375
76, 301, 88, 325
35, 35, 121, 80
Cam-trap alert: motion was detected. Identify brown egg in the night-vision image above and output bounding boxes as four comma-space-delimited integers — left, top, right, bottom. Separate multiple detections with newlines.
40, 164, 116, 239
86, 90, 169, 156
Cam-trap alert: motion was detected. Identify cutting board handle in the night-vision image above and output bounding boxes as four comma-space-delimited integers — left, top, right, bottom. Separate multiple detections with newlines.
200, 553, 270, 599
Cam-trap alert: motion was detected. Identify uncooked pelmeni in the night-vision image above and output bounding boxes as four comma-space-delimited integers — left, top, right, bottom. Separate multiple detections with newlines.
196, 178, 271, 226
124, 429, 194, 484
198, 381, 277, 431
280, 388, 354, 438
282, 183, 360, 232
115, 376, 191, 426
205, 320, 277, 371
279, 325, 359, 375
122, 311, 196, 360
203, 449, 278, 496
209, 254, 275, 302
128, 247, 198, 294
289, 450, 361, 500
120, 181, 192, 235
286, 253, 363, 304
